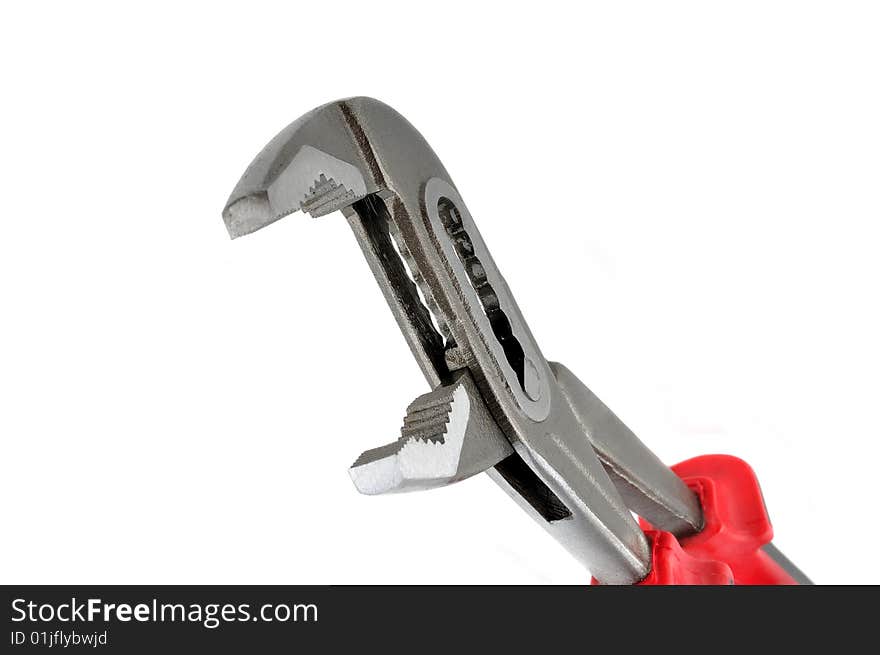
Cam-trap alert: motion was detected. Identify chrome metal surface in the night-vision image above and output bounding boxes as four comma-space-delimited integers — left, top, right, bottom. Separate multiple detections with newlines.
221, 97, 715, 584
550, 362, 703, 536
349, 370, 513, 494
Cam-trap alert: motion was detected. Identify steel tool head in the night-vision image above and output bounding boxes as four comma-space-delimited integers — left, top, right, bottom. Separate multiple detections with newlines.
223, 100, 373, 236
222, 97, 703, 584
349, 370, 513, 494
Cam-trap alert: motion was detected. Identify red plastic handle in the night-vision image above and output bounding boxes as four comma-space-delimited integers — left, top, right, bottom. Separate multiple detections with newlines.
595, 455, 802, 585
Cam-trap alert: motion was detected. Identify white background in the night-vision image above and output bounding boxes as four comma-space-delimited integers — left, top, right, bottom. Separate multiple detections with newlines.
2, 2, 878, 584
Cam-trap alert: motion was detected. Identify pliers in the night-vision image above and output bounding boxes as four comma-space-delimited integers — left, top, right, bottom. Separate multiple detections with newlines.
221, 97, 810, 585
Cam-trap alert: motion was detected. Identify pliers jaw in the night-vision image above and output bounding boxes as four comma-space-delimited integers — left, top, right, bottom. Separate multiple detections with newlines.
222, 97, 704, 584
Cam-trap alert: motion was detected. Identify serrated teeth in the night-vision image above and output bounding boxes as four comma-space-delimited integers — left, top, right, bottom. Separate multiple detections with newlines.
349, 370, 513, 494
300, 173, 357, 217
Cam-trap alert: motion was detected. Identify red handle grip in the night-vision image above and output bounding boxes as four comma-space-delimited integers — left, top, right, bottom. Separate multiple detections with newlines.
595, 455, 803, 585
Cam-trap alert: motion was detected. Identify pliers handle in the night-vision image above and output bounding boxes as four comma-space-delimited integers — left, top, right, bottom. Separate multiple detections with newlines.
605, 455, 811, 585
